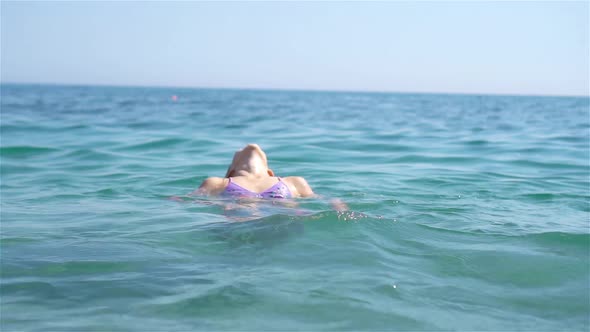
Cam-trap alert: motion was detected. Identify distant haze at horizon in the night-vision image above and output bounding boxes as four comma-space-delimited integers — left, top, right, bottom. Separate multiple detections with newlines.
1, 2, 588, 97
2, 81, 589, 99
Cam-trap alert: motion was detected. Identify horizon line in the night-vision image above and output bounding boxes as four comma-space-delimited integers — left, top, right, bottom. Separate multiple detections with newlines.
1, 80, 588, 99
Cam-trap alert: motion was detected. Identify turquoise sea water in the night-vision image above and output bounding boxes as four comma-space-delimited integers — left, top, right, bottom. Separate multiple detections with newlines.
1, 84, 589, 331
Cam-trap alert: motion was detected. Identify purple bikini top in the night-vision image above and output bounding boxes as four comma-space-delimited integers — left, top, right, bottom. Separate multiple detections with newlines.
222, 177, 292, 199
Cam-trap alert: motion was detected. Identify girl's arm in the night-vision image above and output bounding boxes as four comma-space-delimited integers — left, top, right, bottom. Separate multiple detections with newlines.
190, 177, 227, 196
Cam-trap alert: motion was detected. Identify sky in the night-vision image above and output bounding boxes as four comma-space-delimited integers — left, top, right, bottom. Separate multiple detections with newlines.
1, 1, 588, 96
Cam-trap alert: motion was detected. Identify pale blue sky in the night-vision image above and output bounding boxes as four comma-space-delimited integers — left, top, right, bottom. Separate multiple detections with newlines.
1, 1, 588, 96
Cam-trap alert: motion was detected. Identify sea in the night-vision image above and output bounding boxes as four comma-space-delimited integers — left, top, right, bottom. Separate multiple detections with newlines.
1, 84, 589, 331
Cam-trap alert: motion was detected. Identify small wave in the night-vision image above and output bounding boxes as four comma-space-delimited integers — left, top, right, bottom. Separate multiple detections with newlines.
81, 188, 123, 197
1, 124, 48, 133
196, 210, 376, 246
1, 237, 40, 245
548, 135, 586, 143
207, 215, 305, 246
143, 283, 255, 317
87, 172, 132, 180
392, 154, 483, 164
519, 193, 556, 201
1, 260, 138, 279
62, 124, 91, 130
62, 148, 118, 162
518, 192, 590, 202
526, 231, 590, 248
117, 138, 188, 151
118, 100, 137, 107
157, 177, 199, 187
463, 139, 489, 146
0, 163, 43, 175
0, 281, 62, 299
412, 223, 590, 249
0, 146, 60, 157
508, 159, 587, 170
223, 123, 248, 130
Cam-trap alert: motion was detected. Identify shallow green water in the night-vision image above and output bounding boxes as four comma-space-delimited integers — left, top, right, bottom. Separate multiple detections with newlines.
1, 84, 589, 331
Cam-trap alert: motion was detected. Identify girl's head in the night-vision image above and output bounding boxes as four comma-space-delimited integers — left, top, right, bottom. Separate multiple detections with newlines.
225, 144, 275, 177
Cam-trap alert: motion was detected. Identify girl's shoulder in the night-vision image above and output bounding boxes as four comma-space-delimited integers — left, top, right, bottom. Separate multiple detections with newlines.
195, 177, 229, 196
282, 176, 314, 197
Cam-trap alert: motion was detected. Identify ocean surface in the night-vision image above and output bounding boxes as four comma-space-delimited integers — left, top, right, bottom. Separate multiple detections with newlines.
1, 84, 589, 331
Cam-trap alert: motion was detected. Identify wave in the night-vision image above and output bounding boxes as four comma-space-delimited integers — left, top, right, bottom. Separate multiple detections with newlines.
0, 146, 60, 157
116, 138, 189, 151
